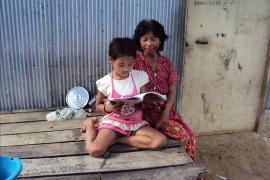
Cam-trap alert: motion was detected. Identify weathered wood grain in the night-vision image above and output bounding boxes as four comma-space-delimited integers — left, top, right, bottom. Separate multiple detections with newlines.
19, 164, 206, 180
109, 138, 180, 153
2, 112, 205, 179
0, 111, 100, 124
20, 148, 192, 178
2, 139, 180, 158
101, 164, 207, 180
101, 148, 192, 171
0, 119, 83, 135
20, 155, 105, 178
0, 112, 48, 124
1, 141, 86, 158
18, 174, 100, 180
1, 129, 83, 146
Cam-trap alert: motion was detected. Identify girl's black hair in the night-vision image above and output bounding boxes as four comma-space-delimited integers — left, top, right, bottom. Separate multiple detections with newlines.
133, 19, 169, 51
109, 37, 137, 61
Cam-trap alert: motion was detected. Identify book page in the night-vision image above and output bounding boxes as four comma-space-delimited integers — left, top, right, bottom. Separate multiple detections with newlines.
108, 92, 166, 104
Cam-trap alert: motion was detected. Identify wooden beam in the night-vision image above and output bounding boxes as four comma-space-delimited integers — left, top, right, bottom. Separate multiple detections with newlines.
1, 141, 86, 158
1, 111, 205, 180
0, 118, 84, 135
19, 148, 192, 178
18, 174, 100, 180
0, 111, 100, 124
0, 111, 48, 124
101, 148, 192, 171
101, 164, 206, 180
1, 129, 83, 146
24, 164, 206, 180
2, 140, 180, 158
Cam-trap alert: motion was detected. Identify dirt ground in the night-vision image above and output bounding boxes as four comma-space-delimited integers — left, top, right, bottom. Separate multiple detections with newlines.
196, 132, 270, 180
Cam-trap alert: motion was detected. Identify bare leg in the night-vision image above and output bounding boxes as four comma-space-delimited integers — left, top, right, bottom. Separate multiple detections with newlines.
81, 117, 100, 133
116, 126, 167, 150
82, 118, 99, 145
83, 119, 117, 157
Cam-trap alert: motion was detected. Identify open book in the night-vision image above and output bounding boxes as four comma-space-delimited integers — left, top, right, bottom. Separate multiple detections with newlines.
108, 92, 167, 104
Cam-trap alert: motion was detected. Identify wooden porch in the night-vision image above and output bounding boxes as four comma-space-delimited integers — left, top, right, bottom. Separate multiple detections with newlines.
0, 111, 206, 179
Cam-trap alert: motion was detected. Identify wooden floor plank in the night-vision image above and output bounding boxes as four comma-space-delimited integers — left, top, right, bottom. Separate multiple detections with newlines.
2, 111, 205, 179
102, 148, 191, 171
0, 118, 84, 135
19, 148, 192, 178
19, 164, 206, 180
109, 138, 180, 153
0, 111, 100, 124
19, 174, 100, 180
101, 164, 207, 180
20, 155, 105, 178
2, 140, 180, 158
1, 141, 86, 158
1, 129, 83, 146
0, 111, 49, 124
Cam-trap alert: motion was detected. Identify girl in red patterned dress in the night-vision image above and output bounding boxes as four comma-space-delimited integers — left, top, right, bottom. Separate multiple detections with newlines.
133, 19, 196, 161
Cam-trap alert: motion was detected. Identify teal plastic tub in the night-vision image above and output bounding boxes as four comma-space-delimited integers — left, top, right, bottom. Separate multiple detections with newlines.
0, 155, 22, 180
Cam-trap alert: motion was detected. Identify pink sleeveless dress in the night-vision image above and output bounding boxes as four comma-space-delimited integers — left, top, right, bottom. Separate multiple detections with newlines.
98, 73, 148, 136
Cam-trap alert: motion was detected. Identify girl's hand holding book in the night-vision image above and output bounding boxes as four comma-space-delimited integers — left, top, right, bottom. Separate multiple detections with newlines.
105, 101, 123, 113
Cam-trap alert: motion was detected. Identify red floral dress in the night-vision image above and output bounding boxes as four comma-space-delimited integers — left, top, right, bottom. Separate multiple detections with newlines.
134, 51, 196, 161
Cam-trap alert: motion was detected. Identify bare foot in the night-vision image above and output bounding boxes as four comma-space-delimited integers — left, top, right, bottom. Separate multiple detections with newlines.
81, 117, 99, 133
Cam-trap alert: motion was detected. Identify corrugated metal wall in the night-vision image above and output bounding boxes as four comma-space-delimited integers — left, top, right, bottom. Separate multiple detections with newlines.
0, 0, 186, 111
265, 81, 270, 109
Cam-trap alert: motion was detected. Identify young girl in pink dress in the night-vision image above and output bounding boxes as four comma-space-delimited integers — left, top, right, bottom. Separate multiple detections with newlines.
82, 38, 167, 158
133, 19, 196, 161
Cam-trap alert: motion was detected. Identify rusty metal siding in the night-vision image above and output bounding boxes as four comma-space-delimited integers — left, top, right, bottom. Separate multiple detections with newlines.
0, 0, 186, 111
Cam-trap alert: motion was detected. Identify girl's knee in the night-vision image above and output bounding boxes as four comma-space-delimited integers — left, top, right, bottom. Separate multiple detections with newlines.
86, 144, 106, 158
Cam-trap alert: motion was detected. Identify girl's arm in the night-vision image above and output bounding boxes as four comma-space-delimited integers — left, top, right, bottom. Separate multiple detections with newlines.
95, 91, 123, 114
95, 91, 107, 114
